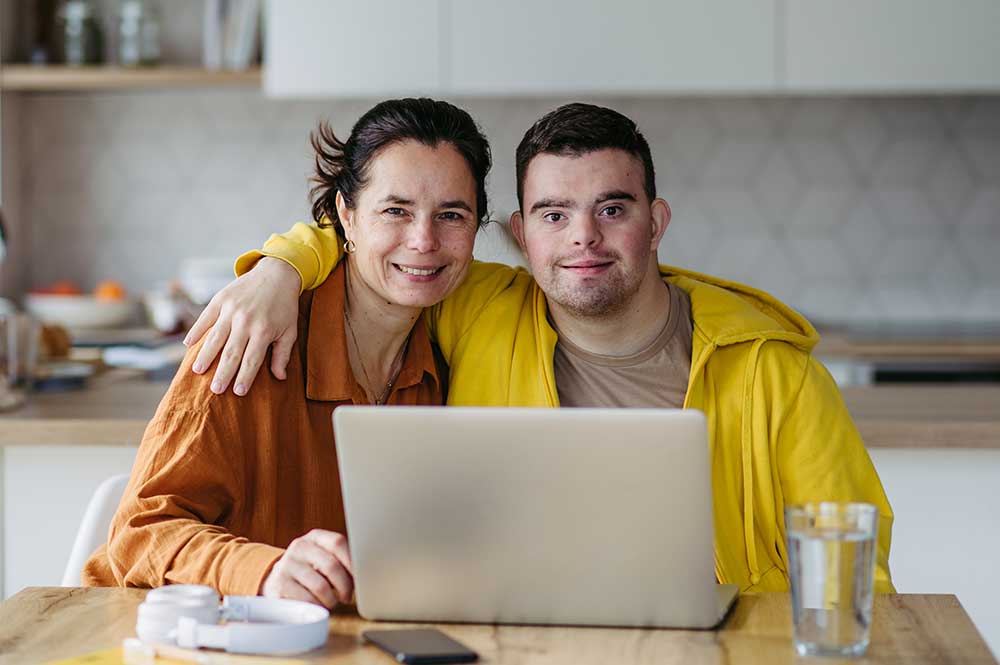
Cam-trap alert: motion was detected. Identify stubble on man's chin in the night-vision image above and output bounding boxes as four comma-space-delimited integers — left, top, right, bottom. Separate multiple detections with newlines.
543, 270, 638, 320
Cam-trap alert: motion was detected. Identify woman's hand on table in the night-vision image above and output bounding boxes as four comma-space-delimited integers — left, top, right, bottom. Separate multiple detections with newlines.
261, 529, 355, 609
183, 257, 302, 396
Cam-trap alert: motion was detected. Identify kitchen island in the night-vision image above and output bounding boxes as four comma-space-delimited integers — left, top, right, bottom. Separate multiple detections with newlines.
2, 372, 999, 657
2, 370, 999, 449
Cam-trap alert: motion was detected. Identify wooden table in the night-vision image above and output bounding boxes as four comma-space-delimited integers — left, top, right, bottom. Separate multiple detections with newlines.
0, 587, 995, 665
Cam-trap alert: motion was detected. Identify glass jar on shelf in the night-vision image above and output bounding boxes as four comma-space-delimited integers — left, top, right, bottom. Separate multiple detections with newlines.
118, 0, 161, 66
56, 0, 103, 66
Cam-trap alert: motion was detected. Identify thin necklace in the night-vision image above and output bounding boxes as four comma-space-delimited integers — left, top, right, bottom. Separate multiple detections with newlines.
343, 275, 409, 405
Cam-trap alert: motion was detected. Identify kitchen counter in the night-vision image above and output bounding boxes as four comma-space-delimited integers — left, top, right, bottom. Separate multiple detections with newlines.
841, 385, 1000, 448
817, 331, 1000, 362
1, 372, 998, 448
0, 370, 169, 446
3, 383, 1000, 652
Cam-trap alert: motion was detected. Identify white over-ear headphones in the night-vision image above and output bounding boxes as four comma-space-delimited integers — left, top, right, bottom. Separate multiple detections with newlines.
134, 584, 329, 655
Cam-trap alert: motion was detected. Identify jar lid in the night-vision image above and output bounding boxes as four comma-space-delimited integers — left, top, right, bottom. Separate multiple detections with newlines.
59, 1, 95, 20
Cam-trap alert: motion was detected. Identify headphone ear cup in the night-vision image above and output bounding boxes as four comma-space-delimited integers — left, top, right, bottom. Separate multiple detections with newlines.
136, 586, 219, 645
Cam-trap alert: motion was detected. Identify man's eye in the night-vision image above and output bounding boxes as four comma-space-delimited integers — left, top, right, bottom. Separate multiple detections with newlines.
543, 212, 565, 223
385, 207, 406, 216
601, 205, 623, 217
439, 211, 464, 221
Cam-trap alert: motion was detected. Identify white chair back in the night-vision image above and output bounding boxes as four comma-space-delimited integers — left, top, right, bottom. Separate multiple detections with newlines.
61, 473, 130, 586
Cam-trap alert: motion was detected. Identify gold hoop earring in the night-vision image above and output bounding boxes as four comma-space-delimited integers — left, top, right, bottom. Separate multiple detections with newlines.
344, 238, 356, 254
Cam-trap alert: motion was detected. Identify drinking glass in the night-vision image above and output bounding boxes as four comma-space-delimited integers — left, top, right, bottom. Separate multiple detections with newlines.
785, 502, 879, 657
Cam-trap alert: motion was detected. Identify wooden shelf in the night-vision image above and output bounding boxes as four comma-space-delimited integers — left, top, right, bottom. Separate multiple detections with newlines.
0, 65, 262, 91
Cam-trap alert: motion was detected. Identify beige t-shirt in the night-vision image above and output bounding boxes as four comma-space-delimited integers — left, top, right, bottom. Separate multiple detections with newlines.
553, 283, 693, 408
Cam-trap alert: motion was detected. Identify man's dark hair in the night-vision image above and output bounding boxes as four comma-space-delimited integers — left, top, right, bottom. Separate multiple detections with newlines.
514, 103, 656, 210
310, 98, 492, 233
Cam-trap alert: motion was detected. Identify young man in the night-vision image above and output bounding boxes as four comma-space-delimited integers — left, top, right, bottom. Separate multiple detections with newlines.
187, 103, 894, 594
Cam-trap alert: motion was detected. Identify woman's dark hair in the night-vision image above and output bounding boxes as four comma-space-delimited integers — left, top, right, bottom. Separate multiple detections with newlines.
310, 98, 492, 234
514, 103, 656, 209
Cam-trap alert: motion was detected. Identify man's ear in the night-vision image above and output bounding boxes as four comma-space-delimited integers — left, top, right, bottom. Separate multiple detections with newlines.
335, 191, 354, 237
510, 210, 528, 253
649, 198, 672, 250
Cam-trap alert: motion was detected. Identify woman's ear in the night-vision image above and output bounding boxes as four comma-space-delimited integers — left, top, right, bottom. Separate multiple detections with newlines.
335, 191, 353, 237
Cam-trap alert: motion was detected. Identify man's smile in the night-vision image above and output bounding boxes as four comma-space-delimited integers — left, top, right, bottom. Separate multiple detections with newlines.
559, 257, 616, 276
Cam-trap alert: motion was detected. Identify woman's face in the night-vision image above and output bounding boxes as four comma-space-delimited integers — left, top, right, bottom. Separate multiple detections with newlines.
338, 140, 479, 309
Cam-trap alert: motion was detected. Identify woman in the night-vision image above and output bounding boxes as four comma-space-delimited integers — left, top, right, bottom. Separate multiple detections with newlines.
81, 98, 492, 608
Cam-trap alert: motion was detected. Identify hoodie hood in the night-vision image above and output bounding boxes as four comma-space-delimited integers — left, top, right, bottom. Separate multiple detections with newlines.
661, 264, 818, 352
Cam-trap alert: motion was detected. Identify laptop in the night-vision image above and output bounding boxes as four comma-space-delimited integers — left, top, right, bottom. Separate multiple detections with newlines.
332, 406, 738, 628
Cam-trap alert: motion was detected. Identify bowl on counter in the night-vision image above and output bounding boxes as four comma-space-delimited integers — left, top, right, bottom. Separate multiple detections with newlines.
179, 257, 235, 306
25, 294, 136, 329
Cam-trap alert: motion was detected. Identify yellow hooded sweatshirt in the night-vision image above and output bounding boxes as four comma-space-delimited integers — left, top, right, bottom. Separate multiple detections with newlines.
236, 222, 895, 594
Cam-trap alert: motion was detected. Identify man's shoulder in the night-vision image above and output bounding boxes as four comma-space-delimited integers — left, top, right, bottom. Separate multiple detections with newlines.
704, 334, 812, 372
663, 265, 818, 352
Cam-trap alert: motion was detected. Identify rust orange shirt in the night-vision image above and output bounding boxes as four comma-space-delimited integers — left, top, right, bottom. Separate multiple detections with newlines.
82, 263, 441, 595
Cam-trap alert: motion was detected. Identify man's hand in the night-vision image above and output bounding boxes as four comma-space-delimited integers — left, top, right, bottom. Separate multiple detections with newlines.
261, 529, 354, 608
183, 257, 302, 396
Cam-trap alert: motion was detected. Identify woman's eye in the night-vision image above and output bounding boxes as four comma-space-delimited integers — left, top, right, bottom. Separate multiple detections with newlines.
543, 212, 565, 223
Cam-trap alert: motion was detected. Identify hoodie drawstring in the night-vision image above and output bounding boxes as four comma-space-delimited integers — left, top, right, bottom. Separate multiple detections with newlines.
741, 339, 765, 587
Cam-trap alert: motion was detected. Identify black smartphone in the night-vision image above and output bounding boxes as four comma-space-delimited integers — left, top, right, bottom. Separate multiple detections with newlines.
363, 628, 479, 664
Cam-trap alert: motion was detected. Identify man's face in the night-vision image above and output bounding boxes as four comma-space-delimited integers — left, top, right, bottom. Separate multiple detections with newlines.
511, 149, 670, 319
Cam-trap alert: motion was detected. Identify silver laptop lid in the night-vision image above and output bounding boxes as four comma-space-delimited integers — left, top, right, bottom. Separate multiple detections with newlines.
333, 406, 725, 628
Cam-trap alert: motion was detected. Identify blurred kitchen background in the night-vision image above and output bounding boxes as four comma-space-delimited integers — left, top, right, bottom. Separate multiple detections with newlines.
2, 1, 998, 329
0, 0, 998, 656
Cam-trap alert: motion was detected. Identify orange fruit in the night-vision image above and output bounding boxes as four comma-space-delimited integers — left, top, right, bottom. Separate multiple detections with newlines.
48, 280, 83, 295
94, 280, 127, 301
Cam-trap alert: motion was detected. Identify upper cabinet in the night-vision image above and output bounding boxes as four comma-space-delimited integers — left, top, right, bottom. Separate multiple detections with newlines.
264, 0, 445, 97
264, 0, 1000, 97
448, 0, 777, 95
785, 0, 1000, 92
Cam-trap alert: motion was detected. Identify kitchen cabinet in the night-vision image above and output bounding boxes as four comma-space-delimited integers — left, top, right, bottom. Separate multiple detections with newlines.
869, 449, 1000, 656
448, 0, 777, 95
264, 0, 778, 96
785, 0, 1000, 92
264, 0, 1000, 96
264, 0, 445, 98
0, 371, 163, 598
2, 445, 137, 599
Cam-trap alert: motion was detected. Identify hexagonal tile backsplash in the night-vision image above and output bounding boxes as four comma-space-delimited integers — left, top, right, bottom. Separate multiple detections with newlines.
16, 93, 1000, 324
